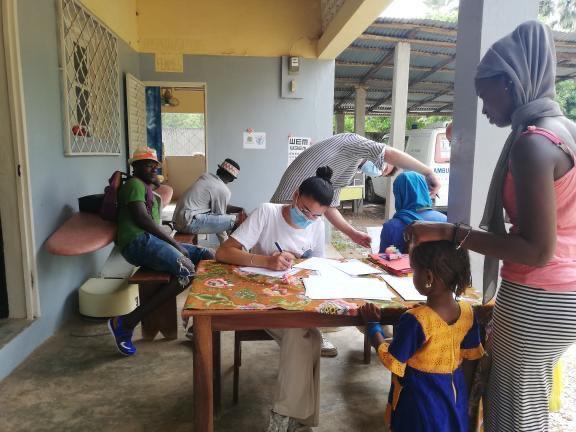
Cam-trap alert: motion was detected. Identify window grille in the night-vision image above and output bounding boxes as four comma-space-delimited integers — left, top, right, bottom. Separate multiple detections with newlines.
57, 0, 121, 155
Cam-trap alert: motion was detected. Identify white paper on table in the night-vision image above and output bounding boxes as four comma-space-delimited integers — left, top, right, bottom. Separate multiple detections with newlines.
331, 259, 382, 276
380, 274, 427, 301
366, 226, 382, 254
238, 266, 299, 278
303, 276, 394, 300
294, 257, 353, 280
294, 257, 341, 271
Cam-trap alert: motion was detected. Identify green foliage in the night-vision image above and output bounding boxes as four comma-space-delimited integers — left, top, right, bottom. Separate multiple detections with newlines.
333, 114, 451, 136
556, 80, 576, 120
344, 115, 355, 132
539, 0, 576, 31
423, 0, 459, 21
366, 116, 391, 132
406, 115, 451, 130
161, 113, 204, 129
421, 0, 575, 30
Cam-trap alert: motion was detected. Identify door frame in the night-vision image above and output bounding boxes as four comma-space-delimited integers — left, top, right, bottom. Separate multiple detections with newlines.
1, 0, 39, 319
142, 81, 208, 168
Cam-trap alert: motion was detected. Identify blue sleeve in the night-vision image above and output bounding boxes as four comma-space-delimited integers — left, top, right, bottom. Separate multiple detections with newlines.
460, 311, 485, 360
461, 312, 482, 350
379, 220, 406, 253
388, 312, 426, 363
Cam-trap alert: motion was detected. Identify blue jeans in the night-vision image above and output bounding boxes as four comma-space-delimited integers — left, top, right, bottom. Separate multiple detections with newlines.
122, 232, 213, 287
184, 213, 236, 243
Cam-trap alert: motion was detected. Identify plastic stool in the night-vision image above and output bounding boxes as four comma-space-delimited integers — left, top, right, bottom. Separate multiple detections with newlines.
79, 278, 139, 318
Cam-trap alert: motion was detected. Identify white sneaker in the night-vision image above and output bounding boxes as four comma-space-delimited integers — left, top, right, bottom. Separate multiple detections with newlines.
288, 418, 313, 432
321, 334, 338, 357
266, 410, 290, 432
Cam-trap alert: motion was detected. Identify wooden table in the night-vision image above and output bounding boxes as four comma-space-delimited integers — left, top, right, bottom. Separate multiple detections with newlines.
182, 260, 409, 432
182, 308, 406, 432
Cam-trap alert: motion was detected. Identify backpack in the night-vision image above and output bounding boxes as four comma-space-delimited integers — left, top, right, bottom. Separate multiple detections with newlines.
100, 171, 127, 221
100, 171, 155, 221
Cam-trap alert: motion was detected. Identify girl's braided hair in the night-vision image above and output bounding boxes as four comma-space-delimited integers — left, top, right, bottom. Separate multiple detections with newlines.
410, 240, 471, 296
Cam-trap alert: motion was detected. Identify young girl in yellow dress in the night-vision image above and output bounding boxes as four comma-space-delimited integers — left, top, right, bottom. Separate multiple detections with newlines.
360, 240, 484, 431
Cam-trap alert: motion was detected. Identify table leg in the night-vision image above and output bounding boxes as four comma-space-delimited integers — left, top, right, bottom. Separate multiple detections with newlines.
193, 315, 213, 432
213, 331, 221, 415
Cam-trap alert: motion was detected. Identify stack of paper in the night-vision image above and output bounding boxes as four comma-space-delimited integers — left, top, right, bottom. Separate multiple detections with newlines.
295, 257, 381, 276
294, 257, 340, 271
380, 274, 426, 301
303, 276, 394, 300
330, 259, 382, 276
238, 266, 299, 278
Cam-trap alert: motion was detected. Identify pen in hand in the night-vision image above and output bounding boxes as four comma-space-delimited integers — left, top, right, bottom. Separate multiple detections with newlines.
275, 242, 283, 253
274, 242, 293, 269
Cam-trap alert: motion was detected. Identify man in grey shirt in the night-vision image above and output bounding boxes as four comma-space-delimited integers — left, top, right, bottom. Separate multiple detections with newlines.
173, 158, 245, 244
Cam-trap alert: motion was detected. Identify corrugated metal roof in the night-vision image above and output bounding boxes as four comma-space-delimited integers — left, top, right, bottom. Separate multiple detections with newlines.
335, 17, 576, 116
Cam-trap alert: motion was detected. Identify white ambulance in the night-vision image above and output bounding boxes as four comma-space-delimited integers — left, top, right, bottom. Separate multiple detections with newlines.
365, 123, 451, 210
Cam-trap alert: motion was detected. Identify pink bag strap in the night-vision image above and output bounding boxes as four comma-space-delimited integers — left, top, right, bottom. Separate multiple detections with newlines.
521, 125, 574, 160
521, 125, 563, 144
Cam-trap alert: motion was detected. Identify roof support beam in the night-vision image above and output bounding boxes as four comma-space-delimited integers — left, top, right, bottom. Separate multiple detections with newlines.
368, 54, 456, 112
354, 86, 367, 135
385, 41, 411, 219
345, 45, 453, 59
368, 22, 458, 36
407, 87, 453, 111
359, 33, 456, 48
318, 0, 393, 59
336, 60, 454, 73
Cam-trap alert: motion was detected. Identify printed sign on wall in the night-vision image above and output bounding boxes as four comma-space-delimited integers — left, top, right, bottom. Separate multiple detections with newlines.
288, 137, 311, 166
155, 53, 184, 73
243, 131, 266, 149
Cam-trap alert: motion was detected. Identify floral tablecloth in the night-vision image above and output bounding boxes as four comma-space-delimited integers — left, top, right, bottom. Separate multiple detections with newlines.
183, 260, 405, 316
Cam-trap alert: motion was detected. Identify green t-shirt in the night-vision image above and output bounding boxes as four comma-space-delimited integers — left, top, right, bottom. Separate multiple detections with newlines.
116, 177, 161, 251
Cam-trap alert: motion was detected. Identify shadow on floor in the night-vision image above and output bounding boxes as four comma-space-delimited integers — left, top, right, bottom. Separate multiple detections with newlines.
0, 290, 390, 431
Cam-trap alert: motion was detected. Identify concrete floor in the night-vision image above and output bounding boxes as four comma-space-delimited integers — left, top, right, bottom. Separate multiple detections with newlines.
0, 290, 390, 432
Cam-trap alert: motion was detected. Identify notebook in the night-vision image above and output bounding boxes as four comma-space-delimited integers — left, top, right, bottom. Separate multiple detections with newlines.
368, 253, 412, 276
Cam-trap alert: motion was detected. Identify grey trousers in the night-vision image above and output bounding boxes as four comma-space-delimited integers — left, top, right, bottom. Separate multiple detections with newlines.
266, 328, 322, 426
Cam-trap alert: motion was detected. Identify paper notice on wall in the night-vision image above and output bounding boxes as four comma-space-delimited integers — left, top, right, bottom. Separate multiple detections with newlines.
243, 131, 266, 149
155, 53, 184, 73
288, 137, 311, 166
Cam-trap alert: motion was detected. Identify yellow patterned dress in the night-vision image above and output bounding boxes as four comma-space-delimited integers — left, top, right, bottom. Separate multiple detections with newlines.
378, 301, 484, 431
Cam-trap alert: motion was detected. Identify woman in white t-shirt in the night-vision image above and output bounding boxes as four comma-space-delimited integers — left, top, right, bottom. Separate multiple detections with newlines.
215, 167, 334, 432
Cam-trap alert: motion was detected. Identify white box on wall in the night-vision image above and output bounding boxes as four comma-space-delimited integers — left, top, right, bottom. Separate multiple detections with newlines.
281, 56, 304, 99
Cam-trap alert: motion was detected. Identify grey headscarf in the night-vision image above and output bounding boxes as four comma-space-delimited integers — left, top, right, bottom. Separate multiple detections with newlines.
476, 21, 564, 303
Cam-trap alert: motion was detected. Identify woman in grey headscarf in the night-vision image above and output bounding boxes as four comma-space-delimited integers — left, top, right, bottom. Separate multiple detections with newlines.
405, 21, 576, 431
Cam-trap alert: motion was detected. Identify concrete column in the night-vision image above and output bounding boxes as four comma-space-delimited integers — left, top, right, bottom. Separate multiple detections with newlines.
354, 86, 366, 136
384, 42, 411, 220
449, 0, 540, 290
335, 111, 345, 133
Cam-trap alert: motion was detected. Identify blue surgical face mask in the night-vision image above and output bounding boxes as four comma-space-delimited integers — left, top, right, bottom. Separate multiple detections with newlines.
289, 206, 313, 229
361, 160, 382, 177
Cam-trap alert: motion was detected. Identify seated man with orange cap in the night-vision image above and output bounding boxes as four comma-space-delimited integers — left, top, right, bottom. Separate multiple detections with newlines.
108, 147, 213, 356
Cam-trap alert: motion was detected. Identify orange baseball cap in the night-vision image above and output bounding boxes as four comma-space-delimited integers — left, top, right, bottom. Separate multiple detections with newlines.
129, 147, 160, 165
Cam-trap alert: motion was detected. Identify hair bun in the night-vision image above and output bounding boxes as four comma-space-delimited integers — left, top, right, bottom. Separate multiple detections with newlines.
316, 166, 333, 183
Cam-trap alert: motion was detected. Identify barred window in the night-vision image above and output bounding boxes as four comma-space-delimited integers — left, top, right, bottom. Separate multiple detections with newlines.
58, 0, 121, 155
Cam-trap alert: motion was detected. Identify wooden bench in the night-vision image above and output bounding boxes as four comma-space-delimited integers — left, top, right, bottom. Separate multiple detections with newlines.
127, 232, 198, 340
